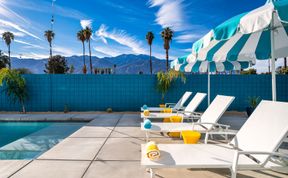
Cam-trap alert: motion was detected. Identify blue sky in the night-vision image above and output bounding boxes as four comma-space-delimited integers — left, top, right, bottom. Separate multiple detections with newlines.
1, 0, 279, 72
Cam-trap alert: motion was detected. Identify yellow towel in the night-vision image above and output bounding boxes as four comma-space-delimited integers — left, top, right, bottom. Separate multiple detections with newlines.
143, 110, 150, 116
146, 141, 160, 160
167, 115, 182, 138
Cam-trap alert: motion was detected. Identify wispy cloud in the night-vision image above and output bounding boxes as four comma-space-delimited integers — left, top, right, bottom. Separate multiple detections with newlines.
175, 34, 202, 43
0, 3, 30, 25
93, 46, 123, 57
148, 0, 190, 31
95, 24, 146, 54
14, 39, 44, 49
4, 0, 88, 20
53, 46, 80, 57
80, 19, 92, 29
0, 19, 41, 40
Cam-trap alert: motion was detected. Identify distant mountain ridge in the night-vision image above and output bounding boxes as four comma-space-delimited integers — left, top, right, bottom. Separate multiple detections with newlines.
11, 54, 169, 74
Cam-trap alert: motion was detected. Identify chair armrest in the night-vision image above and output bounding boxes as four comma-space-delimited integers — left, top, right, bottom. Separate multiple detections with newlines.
192, 122, 231, 129
238, 151, 288, 159
232, 150, 288, 173
165, 103, 176, 107
177, 111, 202, 116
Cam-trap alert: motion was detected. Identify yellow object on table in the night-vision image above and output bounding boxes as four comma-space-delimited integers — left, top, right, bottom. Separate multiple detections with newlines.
181, 131, 201, 144
162, 108, 172, 122
167, 115, 182, 138
159, 104, 166, 108
146, 141, 160, 160
143, 110, 150, 116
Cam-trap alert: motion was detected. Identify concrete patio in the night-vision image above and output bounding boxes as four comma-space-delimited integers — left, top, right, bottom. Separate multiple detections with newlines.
0, 113, 287, 178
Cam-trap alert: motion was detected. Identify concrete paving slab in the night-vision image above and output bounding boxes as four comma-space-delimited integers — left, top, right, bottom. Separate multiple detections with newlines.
117, 115, 141, 127
38, 138, 106, 160
83, 161, 150, 178
10, 160, 90, 178
110, 127, 163, 138
0, 114, 23, 121
71, 114, 100, 121
0, 160, 30, 178
87, 117, 120, 127
96, 138, 143, 161
69, 126, 113, 138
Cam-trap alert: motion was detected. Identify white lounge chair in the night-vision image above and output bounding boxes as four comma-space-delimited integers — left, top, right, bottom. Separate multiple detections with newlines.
141, 91, 192, 112
141, 95, 235, 143
141, 100, 288, 178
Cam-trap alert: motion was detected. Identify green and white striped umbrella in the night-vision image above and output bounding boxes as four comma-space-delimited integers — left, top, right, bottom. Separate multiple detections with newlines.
171, 54, 250, 105
191, 0, 288, 101
171, 54, 250, 73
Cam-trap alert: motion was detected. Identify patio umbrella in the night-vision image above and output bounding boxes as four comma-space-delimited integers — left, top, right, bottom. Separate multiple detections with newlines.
171, 54, 250, 105
192, 0, 288, 101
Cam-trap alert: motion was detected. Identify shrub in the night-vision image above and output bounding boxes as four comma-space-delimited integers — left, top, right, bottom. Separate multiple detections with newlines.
44, 55, 69, 74
0, 68, 28, 113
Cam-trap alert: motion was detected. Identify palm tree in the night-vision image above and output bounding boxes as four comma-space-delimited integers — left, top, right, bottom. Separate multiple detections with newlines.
284, 57, 287, 69
44, 30, 55, 58
146, 31, 154, 74
2, 32, 14, 69
83, 27, 93, 74
77, 29, 87, 74
161, 27, 173, 71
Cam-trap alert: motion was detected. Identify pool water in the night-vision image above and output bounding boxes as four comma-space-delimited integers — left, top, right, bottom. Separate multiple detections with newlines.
0, 122, 85, 160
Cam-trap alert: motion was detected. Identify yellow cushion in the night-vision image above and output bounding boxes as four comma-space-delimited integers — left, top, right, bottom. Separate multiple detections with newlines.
181, 131, 201, 144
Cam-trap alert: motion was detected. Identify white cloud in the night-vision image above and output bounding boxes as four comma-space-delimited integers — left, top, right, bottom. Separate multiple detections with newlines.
0, 19, 41, 40
21, 52, 49, 59
0, 3, 30, 25
93, 46, 123, 57
4, 0, 87, 20
175, 34, 202, 43
95, 24, 146, 54
53, 46, 81, 57
80, 19, 93, 29
14, 39, 44, 49
148, 0, 190, 32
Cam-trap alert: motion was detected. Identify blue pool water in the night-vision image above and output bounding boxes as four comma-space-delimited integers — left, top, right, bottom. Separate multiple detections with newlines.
0, 122, 85, 160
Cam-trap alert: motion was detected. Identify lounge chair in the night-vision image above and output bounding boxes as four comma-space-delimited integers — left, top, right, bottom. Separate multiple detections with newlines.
141, 91, 192, 112
141, 100, 288, 178
141, 95, 235, 143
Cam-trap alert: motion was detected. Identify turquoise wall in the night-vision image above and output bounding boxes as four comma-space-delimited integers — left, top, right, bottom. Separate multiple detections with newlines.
0, 75, 287, 112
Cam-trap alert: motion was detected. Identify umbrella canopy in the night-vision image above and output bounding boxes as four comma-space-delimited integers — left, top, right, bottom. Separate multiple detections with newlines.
191, 0, 288, 101
171, 54, 250, 105
171, 54, 250, 73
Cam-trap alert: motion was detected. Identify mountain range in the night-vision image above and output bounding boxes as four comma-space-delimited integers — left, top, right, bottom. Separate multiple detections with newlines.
11, 54, 170, 74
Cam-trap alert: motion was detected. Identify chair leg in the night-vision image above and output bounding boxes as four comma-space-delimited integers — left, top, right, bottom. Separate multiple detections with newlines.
146, 131, 149, 142
230, 168, 237, 178
204, 133, 209, 144
150, 168, 154, 178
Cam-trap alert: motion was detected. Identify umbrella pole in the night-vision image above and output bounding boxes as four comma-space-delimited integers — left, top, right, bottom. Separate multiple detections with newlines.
207, 63, 211, 106
271, 11, 277, 101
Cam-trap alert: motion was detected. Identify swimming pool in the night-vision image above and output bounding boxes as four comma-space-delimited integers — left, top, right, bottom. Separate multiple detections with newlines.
0, 122, 85, 160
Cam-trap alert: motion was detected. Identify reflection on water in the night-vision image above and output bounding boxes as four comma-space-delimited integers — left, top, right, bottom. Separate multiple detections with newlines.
0, 122, 85, 160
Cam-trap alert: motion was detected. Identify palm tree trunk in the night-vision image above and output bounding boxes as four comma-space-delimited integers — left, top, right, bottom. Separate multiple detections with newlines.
82, 42, 86, 66
284, 57, 287, 69
88, 40, 92, 74
149, 45, 152, 74
8, 45, 11, 69
166, 49, 169, 72
49, 42, 52, 58
21, 101, 26, 114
